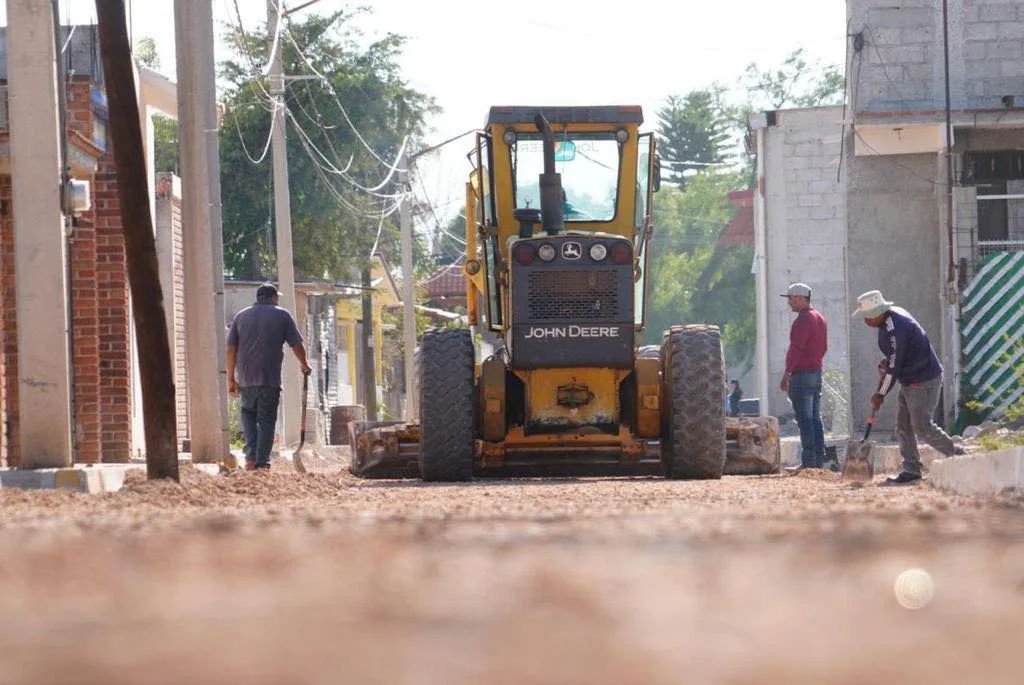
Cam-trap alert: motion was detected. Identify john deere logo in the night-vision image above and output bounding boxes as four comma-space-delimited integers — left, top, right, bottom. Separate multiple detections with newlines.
562, 242, 582, 260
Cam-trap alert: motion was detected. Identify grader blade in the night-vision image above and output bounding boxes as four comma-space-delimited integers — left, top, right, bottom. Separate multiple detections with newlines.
348, 421, 420, 478
723, 416, 781, 476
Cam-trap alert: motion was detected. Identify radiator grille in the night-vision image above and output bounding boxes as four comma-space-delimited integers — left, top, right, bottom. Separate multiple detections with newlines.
527, 269, 620, 320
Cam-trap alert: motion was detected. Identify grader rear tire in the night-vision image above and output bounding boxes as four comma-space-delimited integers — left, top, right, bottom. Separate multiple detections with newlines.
419, 328, 476, 482
661, 325, 727, 480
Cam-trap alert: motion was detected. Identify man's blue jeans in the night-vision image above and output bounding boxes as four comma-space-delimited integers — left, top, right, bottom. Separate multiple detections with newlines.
788, 371, 825, 468
240, 386, 281, 468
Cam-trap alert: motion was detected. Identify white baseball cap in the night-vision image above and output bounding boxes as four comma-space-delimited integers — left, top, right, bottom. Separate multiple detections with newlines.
851, 289, 894, 318
781, 282, 812, 298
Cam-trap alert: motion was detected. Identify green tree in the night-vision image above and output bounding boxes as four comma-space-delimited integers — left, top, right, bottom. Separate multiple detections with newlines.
741, 47, 844, 110
644, 171, 754, 365
656, 88, 732, 189
134, 36, 159, 68
134, 36, 178, 174
218, 8, 437, 280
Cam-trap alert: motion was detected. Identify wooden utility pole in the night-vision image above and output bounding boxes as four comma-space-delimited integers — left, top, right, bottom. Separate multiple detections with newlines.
361, 267, 378, 421
95, 0, 179, 481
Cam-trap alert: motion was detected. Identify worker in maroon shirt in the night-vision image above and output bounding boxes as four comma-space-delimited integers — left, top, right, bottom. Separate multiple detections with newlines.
780, 283, 829, 470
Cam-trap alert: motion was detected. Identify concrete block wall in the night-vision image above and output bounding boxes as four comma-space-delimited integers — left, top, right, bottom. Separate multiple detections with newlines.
760, 107, 851, 423
846, 152, 943, 429
931, 446, 1024, 496
850, 0, 1024, 114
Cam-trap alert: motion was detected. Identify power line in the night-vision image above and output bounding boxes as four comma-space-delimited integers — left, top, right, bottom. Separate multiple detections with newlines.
229, 101, 277, 164
285, 106, 408, 198
281, 21, 408, 175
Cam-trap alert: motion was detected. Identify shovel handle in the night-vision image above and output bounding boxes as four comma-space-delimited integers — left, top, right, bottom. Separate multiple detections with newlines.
862, 408, 876, 441
299, 373, 309, 444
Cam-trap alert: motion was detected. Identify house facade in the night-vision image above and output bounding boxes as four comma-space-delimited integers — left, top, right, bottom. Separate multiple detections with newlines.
752, 0, 1024, 432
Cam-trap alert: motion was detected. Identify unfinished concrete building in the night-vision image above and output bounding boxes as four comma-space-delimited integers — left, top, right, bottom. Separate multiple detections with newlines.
751, 0, 1024, 433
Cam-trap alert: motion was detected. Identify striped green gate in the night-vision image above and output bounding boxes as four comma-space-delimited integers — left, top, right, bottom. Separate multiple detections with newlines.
961, 251, 1024, 419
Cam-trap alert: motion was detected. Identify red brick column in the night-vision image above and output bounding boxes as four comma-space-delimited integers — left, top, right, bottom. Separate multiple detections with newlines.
67, 79, 102, 463
70, 209, 101, 463
0, 176, 14, 466
94, 154, 132, 463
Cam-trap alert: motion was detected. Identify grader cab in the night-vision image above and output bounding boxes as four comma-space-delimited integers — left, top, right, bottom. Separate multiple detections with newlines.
351, 106, 779, 480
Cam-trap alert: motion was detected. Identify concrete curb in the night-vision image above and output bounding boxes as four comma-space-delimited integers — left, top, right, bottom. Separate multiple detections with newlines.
929, 447, 1024, 496
0, 461, 221, 493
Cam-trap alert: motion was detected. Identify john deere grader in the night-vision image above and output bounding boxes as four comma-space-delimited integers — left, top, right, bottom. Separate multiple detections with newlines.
350, 106, 779, 480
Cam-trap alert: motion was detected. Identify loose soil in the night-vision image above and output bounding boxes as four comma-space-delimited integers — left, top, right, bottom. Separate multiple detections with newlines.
1, 451, 1022, 684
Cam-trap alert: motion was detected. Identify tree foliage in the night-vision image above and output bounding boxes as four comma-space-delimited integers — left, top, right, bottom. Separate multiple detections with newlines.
655, 88, 732, 189
218, 9, 437, 280
643, 172, 754, 366
741, 47, 844, 110
645, 49, 841, 370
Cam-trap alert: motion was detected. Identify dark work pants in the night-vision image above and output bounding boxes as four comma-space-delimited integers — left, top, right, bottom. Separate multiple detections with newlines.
240, 385, 281, 468
789, 371, 825, 468
897, 375, 956, 476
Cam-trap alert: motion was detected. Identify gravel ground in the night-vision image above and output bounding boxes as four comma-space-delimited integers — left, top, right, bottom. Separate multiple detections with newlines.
1, 450, 1023, 685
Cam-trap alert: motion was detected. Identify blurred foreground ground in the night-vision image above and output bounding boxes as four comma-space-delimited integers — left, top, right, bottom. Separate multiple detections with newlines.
1, 449, 1022, 684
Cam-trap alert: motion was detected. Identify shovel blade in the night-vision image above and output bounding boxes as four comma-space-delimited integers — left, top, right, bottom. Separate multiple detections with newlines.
841, 438, 875, 482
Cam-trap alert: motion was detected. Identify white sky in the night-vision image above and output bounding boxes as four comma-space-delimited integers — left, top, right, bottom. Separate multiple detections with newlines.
3, 0, 848, 224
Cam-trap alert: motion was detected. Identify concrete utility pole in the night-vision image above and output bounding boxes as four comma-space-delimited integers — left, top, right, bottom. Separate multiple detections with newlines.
96, 0, 178, 481
174, 0, 228, 462
200, 4, 232, 461
398, 149, 418, 421
5, 0, 73, 467
361, 266, 377, 422
267, 0, 301, 444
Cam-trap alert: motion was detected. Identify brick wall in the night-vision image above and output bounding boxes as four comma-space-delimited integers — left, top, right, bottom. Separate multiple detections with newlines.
0, 75, 133, 465
94, 152, 131, 463
67, 79, 101, 463
0, 176, 12, 466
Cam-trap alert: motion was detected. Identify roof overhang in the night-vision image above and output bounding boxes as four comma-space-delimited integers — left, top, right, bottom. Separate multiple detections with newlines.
853, 122, 946, 156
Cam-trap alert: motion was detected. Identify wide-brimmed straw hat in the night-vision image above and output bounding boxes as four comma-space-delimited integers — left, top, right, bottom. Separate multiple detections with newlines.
851, 289, 894, 319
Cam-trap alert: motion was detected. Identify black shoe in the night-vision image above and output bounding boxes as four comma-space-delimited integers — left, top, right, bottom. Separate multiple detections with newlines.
953, 446, 966, 456
883, 472, 922, 486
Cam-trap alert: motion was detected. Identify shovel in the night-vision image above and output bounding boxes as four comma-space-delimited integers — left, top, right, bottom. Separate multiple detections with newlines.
291, 372, 310, 475
841, 407, 876, 482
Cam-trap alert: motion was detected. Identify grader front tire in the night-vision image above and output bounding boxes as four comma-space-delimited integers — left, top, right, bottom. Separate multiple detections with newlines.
419, 328, 476, 482
662, 325, 727, 480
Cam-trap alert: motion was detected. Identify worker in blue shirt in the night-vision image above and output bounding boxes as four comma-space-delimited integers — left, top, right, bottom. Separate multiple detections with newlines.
852, 289, 963, 486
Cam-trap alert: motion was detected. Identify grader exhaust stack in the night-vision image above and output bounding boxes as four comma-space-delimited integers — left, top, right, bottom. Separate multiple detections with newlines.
535, 113, 564, 236
350, 105, 780, 480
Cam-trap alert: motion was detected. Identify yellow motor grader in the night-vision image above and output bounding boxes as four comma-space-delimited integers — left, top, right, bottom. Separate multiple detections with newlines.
350, 106, 778, 480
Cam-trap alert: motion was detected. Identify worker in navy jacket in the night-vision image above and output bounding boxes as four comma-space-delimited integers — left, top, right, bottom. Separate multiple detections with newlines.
852, 290, 963, 486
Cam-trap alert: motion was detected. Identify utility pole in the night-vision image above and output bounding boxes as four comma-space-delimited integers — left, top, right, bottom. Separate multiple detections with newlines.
174, 0, 227, 463
96, 0, 178, 480
5, 0, 73, 468
268, 0, 301, 444
361, 266, 378, 421
398, 149, 418, 421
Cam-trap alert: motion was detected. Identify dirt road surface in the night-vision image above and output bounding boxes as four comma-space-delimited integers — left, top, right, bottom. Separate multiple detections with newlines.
1, 453, 1022, 685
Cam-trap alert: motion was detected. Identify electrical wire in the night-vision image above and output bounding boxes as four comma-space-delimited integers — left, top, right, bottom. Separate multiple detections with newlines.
281, 22, 408, 175
418, 255, 467, 284
294, 125, 406, 219
285, 106, 408, 198
229, 101, 276, 165
851, 130, 941, 187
